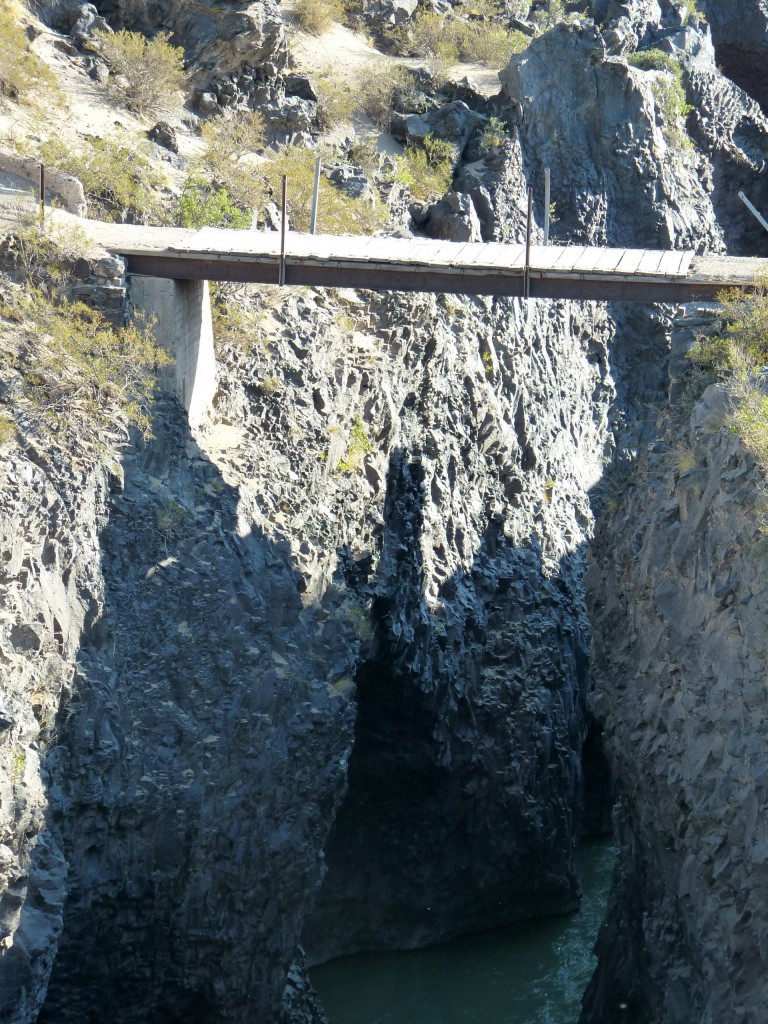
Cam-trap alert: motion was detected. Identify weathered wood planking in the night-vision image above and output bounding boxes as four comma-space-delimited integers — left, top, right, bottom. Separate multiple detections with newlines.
95, 222, 768, 300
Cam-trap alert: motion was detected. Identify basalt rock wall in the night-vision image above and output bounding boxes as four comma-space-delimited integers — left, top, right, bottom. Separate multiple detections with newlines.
581, 385, 768, 1024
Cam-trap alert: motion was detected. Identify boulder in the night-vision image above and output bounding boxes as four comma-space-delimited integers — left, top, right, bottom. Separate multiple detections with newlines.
423, 190, 482, 242
147, 121, 179, 154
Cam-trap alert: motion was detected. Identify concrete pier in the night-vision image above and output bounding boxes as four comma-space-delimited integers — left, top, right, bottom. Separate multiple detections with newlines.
130, 276, 216, 428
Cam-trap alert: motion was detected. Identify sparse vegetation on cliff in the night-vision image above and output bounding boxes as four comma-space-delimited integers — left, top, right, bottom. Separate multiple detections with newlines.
95, 29, 187, 117
0, 2, 57, 104
402, 10, 528, 73
395, 133, 454, 202
293, 0, 345, 35
37, 131, 165, 222
0, 287, 170, 447
688, 280, 768, 480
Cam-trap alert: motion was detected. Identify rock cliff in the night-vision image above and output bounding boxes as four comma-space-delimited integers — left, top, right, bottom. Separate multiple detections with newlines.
582, 384, 768, 1024
1, 0, 767, 1020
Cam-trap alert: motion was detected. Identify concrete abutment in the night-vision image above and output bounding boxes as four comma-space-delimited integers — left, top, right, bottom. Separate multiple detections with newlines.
129, 276, 216, 428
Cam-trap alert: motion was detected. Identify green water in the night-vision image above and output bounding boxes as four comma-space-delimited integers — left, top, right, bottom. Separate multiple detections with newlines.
310, 838, 614, 1024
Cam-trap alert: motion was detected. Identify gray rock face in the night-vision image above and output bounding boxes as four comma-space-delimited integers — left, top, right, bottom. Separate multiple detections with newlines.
361, 0, 418, 25
423, 190, 482, 241
92, 0, 287, 106
582, 384, 768, 1023
0, 396, 356, 1022
499, 21, 723, 250
704, 0, 768, 110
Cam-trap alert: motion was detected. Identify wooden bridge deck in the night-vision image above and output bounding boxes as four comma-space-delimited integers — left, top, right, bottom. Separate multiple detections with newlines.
93, 222, 768, 302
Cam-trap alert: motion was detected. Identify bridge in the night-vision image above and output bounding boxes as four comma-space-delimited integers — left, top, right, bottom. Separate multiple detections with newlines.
20, 214, 760, 427
104, 223, 767, 303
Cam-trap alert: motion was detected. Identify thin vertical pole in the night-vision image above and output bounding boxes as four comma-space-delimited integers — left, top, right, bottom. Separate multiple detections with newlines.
279, 174, 287, 286
524, 186, 533, 300
738, 191, 768, 234
39, 163, 45, 225
543, 167, 551, 246
310, 157, 321, 235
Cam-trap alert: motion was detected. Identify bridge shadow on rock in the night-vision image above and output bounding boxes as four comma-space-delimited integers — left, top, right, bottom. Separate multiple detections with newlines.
303, 445, 609, 966
31, 397, 353, 1024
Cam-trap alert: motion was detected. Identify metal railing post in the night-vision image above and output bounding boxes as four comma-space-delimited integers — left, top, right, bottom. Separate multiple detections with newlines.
524, 186, 533, 299
543, 167, 550, 246
310, 157, 321, 235
279, 175, 287, 286
39, 163, 45, 226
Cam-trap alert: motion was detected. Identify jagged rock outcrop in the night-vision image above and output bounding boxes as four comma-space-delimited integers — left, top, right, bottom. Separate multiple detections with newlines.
499, 22, 723, 250
582, 384, 768, 1023
88, 0, 288, 107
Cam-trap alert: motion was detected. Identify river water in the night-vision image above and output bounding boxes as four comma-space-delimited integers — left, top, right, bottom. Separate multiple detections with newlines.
310, 838, 614, 1024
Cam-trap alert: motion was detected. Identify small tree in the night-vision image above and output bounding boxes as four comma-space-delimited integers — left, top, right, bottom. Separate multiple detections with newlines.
95, 29, 187, 117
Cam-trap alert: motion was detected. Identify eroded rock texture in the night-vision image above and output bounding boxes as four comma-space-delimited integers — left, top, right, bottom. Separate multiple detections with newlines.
0, 406, 355, 1024
582, 386, 768, 1024
704, 0, 768, 112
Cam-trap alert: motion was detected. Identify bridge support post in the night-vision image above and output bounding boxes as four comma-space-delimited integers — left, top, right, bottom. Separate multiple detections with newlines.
129, 276, 216, 428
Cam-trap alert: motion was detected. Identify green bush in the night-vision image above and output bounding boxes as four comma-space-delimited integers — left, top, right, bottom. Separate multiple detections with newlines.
480, 114, 511, 151
1, 288, 171, 446
95, 29, 187, 117
355, 60, 412, 130
0, 2, 58, 104
688, 281, 768, 473
293, 0, 344, 35
0, 412, 15, 446
628, 52, 692, 148
261, 145, 386, 235
652, 72, 693, 148
175, 175, 251, 229
338, 417, 373, 472
195, 110, 265, 208
313, 71, 355, 130
395, 133, 455, 202
405, 10, 528, 72
627, 49, 680, 73
38, 131, 166, 222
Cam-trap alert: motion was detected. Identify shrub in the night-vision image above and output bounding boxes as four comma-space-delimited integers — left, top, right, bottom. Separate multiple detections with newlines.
0, 288, 171, 446
338, 417, 373, 472
627, 49, 680, 74
629, 52, 692, 149
687, 280, 768, 473
395, 133, 455, 202
405, 10, 527, 72
0, 413, 15, 446
681, 0, 705, 26
95, 29, 186, 117
651, 72, 693, 148
38, 131, 166, 222
198, 110, 265, 209
293, 0, 344, 35
1, 218, 89, 284
313, 72, 355, 130
480, 114, 511, 151
260, 145, 387, 235
175, 175, 251, 230
459, 24, 529, 66
0, 2, 58, 104
210, 289, 266, 352
532, 0, 565, 29
356, 60, 412, 130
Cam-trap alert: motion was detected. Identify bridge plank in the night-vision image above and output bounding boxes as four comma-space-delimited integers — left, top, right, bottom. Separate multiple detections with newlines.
636, 250, 667, 275
614, 249, 647, 275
